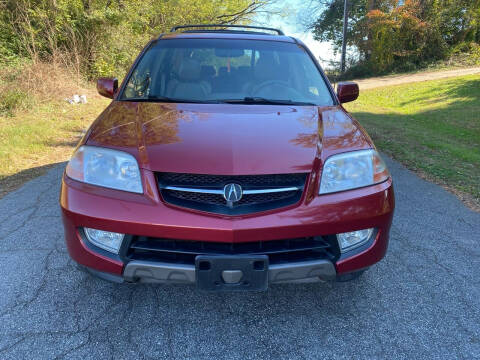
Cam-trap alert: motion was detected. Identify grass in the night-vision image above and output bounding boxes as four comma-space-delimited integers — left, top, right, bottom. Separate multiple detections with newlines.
345, 74, 480, 210
0, 62, 109, 197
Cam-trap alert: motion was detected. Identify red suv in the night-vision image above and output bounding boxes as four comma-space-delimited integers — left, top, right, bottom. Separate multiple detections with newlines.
60, 25, 394, 291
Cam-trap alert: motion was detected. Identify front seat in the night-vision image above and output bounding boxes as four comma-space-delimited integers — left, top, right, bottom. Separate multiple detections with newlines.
243, 52, 278, 95
167, 59, 210, 100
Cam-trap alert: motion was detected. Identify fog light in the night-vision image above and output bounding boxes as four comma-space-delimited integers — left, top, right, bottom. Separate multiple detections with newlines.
84, 227, 125, 254
337, 228, 374, 253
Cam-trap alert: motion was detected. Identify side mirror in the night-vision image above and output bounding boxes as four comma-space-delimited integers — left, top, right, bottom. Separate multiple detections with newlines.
97, 77, 118, 99
337, 82, 359, 103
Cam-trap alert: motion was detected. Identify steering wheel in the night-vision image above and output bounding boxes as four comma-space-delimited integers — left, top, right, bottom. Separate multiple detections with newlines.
252, 80, 302, 98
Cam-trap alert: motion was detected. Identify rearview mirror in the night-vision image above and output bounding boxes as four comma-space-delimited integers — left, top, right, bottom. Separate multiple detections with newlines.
97, 77, 118, 99
336, 82, 359, 103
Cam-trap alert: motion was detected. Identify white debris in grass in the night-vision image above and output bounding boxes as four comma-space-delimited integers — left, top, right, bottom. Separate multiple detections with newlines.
65, 94, 87, 104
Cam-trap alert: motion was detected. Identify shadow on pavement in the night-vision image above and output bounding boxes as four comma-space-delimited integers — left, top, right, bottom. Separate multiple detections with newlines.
0, 161, 67, 199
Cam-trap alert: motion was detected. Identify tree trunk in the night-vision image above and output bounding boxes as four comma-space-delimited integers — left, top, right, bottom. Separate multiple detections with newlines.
365, 0, 376, 61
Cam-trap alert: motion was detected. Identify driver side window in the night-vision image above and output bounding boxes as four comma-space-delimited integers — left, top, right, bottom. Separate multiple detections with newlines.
123, 48, 164, 99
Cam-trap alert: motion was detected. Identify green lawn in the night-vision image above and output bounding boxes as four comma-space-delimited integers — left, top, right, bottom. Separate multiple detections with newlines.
345, 74, 480, 209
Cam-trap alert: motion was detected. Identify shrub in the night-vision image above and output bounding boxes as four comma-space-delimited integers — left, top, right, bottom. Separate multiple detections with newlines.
0, 89, 29, 117
0, 60, 96, 117
471, 44, 480, 64
0, 0, 260, 79
364, 2, 448, 73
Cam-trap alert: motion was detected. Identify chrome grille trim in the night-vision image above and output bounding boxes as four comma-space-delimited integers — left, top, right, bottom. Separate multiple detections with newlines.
161, 185, 302, 195
161, 186, 224, 194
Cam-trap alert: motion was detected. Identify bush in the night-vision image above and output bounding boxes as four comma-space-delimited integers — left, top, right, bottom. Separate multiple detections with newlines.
471, 44, 480, 64
0, 60, 96, 117
0, 0, 260, 79
0, 89, 29, 117
364, 3, 448, 73
451, 42, 480, 65
312, 0, 479, 77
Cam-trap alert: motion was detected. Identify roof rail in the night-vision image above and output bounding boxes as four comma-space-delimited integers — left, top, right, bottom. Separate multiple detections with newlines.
170, 24, 284, 36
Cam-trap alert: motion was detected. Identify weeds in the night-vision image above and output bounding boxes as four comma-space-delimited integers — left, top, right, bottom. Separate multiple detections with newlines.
0, 89, 30, 116
0, 61, 109, 197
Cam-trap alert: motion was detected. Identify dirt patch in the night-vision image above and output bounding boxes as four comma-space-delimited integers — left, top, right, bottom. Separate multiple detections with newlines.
354, 67, 480, 90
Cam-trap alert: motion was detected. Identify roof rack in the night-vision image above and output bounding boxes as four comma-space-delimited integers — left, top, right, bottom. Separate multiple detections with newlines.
170, 24, 284, 36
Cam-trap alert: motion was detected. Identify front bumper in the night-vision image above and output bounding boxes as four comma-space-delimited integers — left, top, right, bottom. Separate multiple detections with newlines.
61, 169, 394, 283
81, 258, 337, 284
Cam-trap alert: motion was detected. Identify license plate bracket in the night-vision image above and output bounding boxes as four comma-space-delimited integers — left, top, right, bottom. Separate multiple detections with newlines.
195, 255, 269, 291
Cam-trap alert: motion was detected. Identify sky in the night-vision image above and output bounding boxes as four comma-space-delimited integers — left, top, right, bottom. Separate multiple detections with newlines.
252, 0, 337, 67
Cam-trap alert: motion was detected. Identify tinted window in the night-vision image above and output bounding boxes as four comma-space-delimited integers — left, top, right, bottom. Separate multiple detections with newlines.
121, 39, 334, 106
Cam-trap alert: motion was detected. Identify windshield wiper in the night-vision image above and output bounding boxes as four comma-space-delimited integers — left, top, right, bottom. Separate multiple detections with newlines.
220, 97, 317, 106
121, 96, 316, 106
122, 96, 221, 104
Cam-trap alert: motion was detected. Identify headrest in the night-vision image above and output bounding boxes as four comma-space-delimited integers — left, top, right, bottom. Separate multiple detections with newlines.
254, 54, 278, 81
219, 67, 228, 76
177, 59, 201, 81
237, 66, 250, 76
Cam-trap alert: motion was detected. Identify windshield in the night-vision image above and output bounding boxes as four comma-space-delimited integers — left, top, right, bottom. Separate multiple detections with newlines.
121, 39, 334, 106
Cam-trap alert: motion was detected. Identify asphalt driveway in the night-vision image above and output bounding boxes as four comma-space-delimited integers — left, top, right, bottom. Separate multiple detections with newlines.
0, 156, 479, 359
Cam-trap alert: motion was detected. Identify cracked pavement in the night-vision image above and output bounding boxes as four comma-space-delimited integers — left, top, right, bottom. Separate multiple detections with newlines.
0, 157, 479, 359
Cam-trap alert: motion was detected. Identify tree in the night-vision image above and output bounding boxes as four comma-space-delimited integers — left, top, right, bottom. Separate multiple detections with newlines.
311, 0, 396, 59
310, 0, 480, 74
0, 0, 273, 77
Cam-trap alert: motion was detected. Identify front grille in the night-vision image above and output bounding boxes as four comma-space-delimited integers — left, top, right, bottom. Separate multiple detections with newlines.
157, 172, 308, 215
124, 236, 340, 265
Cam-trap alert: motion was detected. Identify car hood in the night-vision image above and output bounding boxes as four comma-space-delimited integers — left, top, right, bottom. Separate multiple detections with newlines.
86, 102, 373, 174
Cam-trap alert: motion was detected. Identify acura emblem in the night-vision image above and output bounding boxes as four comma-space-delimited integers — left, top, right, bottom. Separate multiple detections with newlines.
223, 183, 243, 204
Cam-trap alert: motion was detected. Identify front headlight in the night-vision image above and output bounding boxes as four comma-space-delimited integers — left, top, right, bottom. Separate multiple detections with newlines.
66, 145, 143, 193
319, 149, 389, 194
